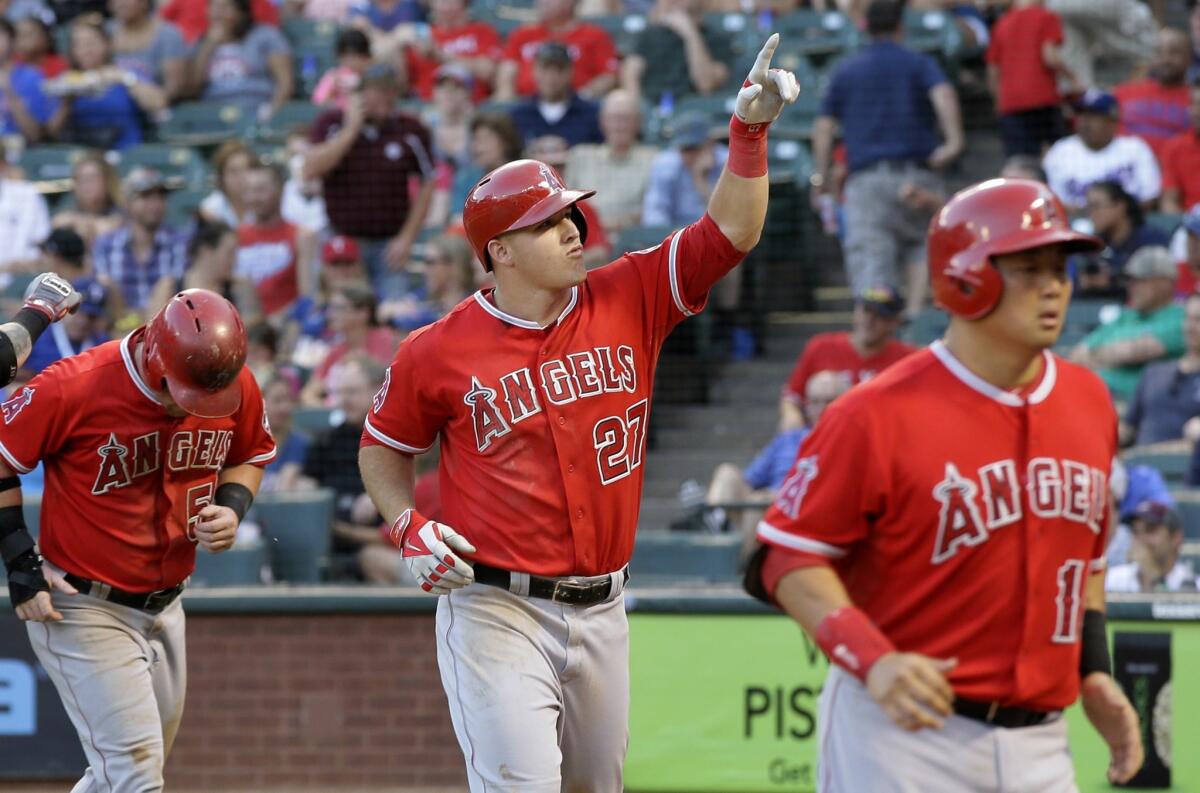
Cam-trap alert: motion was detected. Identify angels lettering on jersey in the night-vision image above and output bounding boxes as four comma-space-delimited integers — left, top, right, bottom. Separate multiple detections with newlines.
93, 429, 234, 495
776, 454, 1107, 564
463, 344, 637, 452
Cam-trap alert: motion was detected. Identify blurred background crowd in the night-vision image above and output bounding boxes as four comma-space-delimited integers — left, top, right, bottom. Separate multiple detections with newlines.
1, 0, 1199, 594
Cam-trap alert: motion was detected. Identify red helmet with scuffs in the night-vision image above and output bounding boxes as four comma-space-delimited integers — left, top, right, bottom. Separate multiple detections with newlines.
927, 178, 1103, 319
463, 159, 595, 271
142, 289, 247, 418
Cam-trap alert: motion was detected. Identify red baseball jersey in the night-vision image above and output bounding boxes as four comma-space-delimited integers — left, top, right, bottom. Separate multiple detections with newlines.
758, 341, 1115, 711
0, 331, 276, 592
362, 214, 744, 576
782, 332, 915, 404
236, 220, 302, 316
502, 23, 619, 98
406, 22, 503, 101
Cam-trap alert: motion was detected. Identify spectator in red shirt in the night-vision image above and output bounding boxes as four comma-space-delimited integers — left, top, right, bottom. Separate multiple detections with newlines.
778, 284, 915, 430
160, 0, 279, 45
986, 0, 1080, 158
1159, 84, 1200, 214
300, 281, 398, 407
495, 0, 619, 100
1114, 28, 1192, 164
404, 0, 501, 103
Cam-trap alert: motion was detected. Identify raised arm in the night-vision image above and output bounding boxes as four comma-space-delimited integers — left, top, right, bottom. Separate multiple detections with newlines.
0, 273, 81, 386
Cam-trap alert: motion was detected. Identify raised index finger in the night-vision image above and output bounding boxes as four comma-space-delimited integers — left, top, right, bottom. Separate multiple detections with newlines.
749, 33, 780, 83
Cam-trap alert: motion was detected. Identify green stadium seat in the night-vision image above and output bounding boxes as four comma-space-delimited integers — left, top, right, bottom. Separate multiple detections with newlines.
281, 17, 340, 62
166, 187, 208, 226
18, 145, 86, 184
256, 101, 324, 142
156, 101, 256, 147
112, 143, 210, 191
629, 532, 743, 583
249, 141, 288, 165
190, 544, 268, 586
903, 9, 961, 61
902, 308, 947, 346
2, 272, 34, 300
292, 406, 337, 433
1064, 298, 1120, 333
1145, 212, 1181, 236
766, 138, 812, 186
1124, 448, 1189, 483
772, 10, 859, 62
256, 489, 336, 583
615, 225, 674, 256
1172, 490, 1200, 540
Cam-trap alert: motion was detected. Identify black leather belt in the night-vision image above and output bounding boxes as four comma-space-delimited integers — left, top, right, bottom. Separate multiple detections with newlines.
474, 563, 628, 607
64, 573, 185, 613
953, 697, 1056, 729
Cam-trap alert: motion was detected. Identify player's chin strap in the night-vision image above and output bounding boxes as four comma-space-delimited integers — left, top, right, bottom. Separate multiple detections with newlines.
215, 482, 254, 522
0, 494, 49, 607
1080, 609, 1112, 678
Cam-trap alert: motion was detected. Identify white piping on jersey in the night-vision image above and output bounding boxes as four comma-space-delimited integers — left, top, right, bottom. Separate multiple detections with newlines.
242, 449, 278, 465
0, 440, 31, 473
667, 230, 695, 318
472, 286, 580, 330
757, 520, 848, 558
364, 414, 434, 454
1089, 557, 1107, 572
120, 332, 164, 406
929, 340, 1056, 406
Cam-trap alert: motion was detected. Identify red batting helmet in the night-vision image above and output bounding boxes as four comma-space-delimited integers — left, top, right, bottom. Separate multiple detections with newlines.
142, 289, 247, 418
463, 159, 595, 271
927, 178, 1103, 320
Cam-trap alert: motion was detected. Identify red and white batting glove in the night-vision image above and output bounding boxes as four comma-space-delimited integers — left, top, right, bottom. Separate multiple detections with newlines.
387, 508, 476, 595
733, 34, 800, 128
22, 272, 81, 323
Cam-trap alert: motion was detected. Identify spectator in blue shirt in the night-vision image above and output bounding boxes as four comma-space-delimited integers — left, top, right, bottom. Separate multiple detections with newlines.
642, 111, 726, 228
1124, 290, 1200, 447
510, 42, 602, 148
809, 0, 963, 319
21, 276, 113, 376
699, 369, 848, 535
0, 18, 52, 142
260, 374, 311, 493
351, 0, 426, 32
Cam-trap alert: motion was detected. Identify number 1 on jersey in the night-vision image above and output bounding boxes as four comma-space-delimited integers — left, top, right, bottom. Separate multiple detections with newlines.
1052, 559, 1086, 643
594, 399, 649, 485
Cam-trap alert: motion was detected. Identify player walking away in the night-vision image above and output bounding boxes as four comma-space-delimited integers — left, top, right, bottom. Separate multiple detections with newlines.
0, 289, 275, 791
0, 272, 81, 386
359, 36, 798, 792
745, 178, 1144, 793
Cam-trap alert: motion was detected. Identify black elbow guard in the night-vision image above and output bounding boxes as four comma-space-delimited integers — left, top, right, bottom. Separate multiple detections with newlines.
0, 333, 16, 387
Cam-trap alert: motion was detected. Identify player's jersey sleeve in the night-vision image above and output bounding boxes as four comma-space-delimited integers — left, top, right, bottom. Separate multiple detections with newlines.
225, 372, 277, 467
0, 372, 70, 473
361, 332, 451, 454
620, 213, 744, 336
756, 401, 887, 558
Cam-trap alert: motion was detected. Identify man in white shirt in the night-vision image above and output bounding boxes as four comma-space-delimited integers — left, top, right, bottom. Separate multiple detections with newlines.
1043, 89, 1161, 209
0, 154, 50, 270
1106, 499, 1200, 592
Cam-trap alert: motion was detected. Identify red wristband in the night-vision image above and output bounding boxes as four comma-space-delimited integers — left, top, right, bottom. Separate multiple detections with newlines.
385, 508, 428, 549
814, 606, 896, 682
727, 115, 769, 178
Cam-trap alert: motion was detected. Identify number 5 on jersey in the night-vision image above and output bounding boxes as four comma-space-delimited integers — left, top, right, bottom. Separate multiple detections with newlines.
594, 399, 649, 485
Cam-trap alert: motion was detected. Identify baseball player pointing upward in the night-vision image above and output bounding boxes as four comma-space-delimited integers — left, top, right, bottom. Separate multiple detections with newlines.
360, 36, 798, 792
747, 179, 1143, 792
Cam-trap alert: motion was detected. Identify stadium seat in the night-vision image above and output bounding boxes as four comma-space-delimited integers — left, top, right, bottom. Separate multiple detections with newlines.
1172, 490, 1200, 540
903, 9, 961, 61
292, 406, 338, 433
18, 145, 85, 185
166, 187, 208, 226
1145, 212, 1181, 237
280, 17, 340, 60
2, 272, 34, 300
590, 13, 648, 55
767, 138, 812, 186
615, 225, 674, 256
771, 10, 859, 62
156, 101, 256, 147
1124, 448, 1190, 483
256, 101, 323, 142
256, 489, 336, 583
113, 143, 210, 191
629, 531, 743, 583
190, 543, 268, 586
902, 308, 947, 346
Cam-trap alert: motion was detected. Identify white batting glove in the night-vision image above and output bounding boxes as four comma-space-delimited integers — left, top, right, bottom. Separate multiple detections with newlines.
734, 34, 800, 127
391, 509, 476, 595
23, 272, 81, 323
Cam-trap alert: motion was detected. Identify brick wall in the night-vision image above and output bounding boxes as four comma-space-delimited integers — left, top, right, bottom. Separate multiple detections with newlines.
165, 614, 467, 790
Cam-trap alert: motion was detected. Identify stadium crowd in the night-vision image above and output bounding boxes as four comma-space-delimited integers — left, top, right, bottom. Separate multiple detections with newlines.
0, 0, 1199, 590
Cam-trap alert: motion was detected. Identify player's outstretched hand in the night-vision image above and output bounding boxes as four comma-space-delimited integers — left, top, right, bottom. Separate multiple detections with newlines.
23, 272, 81, 323
734, 33, 800, 127
865, 652, 957, 732
396, 510, 476, 595
1081, 672, 1144, 783
193, 504, 239, 553
13, 559, 77, 623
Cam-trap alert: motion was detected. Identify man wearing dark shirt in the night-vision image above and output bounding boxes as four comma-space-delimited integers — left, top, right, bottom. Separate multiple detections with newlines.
510, 42, 603, 147
1124, 290, 1200, 446
620, 0, 732, 103
305, 64, 435, 298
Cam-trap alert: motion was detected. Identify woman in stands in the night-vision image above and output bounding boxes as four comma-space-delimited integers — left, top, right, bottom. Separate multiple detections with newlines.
44, 17, 168, 150
146, 218, 261, 320
110, 0, 189, 103
200, 140, 256, 227
448, 112, 523, 216
299, 281, 397, 407
379, 233, 478, 331
14, 16, 67, 78
1075, 179, 1170, 298
185, 0, 293, 119
51, 150, 123, 245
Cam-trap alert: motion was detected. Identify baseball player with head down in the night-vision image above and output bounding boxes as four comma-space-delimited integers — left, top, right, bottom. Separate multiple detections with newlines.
359, 36, 798, 792
746, 178, 1143, 792
0, 289, 275, 790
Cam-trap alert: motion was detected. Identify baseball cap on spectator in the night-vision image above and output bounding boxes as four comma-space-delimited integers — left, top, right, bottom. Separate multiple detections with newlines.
435, 64, 474, 91
361, 63, 399, 90
1125, 245, 1176, 280
72, 276, 110, 317
671, 112, 712, 149
1075, 89, 1119, 118
122, 167, 168, 195
322, 235, 361, 265
40, 228, 85, 267
1119, 465, 1173, 520
1183, 205, 1200, 237
1131, 499, 1182, 531
856, 284, 904, 318
535, 41, 572, 68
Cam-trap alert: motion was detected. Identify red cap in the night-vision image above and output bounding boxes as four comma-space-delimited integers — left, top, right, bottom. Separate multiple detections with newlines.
322, 235, 362, 265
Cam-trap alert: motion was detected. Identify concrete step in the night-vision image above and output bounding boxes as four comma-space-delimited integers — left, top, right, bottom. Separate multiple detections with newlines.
653, 403, 781, 434
654, 423, 775, 453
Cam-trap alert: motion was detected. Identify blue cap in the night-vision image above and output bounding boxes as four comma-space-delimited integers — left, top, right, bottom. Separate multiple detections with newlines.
71, 276, 109, 317
1119, 465, 1173, 520
671, 112, 712, 149
1184, 205, 1200, 237
1076, 89, 1119, 118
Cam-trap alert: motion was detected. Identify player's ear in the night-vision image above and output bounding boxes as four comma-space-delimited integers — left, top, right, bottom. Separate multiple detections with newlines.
487, 238, 513, 270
